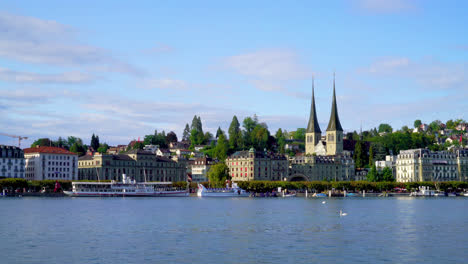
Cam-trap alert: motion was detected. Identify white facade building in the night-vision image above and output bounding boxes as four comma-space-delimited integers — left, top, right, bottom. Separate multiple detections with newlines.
395, 149, 460, 182
24, 146, 78, 181
191, 157, 214, 182
0, 145, 25, 178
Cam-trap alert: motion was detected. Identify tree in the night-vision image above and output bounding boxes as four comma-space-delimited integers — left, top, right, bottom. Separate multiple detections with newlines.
414, 120, 422, 129
382, 167, 394, 181
367, 165, 379, 182
214, 133, 229, 160
67, 136, 83, 148
291, 128, 306, 141
378, 123, 393, 133
429, 120, 441, 133
216, 127, 223, 139
133, 142, 144, 150
275, 128, 286, 154
165, 131, 178, 144
446, 119, 455, 129
204, 132, 213, 144
228, 116, 243, 150
90, 134, 100, 150
97, 143, 109, 154
207, 163, 229, 188
182, 123, 190, 141
401, 125, 409, 133
353, 140, 368, 169
69, 142, 86, 156
31, 138, 52, 148
368, 144, 374, 167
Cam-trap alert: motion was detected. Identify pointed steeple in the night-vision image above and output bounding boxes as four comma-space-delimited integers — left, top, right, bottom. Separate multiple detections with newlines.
326, 73, 343, 131
306, 77, 321, 133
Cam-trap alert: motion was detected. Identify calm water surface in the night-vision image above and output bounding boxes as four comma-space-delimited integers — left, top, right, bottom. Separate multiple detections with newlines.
1, 197, 467, 264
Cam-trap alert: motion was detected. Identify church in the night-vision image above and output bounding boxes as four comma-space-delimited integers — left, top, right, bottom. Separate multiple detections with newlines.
288, 76, 355, 181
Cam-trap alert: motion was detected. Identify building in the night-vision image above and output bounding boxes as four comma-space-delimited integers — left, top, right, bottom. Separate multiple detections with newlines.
289, 153, 355, 181
191, 157, 215, 182
0, 145, 25, 178
395, 149, 463, 182
226, 149, 288, 181
456, 149, 468, 181
156, 148, 171, 158
305, 77, 343, 156
78, 149, 186, 182
375, 155, 396, 174
293, 77, 355, 181
143, 144, 159, 154
24, 146, 78, 181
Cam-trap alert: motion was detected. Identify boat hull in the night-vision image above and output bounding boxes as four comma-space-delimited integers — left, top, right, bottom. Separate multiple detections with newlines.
63, 191, 189, 197
197, 192, 250, 197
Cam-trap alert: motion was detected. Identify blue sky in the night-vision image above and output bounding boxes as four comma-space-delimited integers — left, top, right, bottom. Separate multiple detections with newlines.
1, 0, 467, 147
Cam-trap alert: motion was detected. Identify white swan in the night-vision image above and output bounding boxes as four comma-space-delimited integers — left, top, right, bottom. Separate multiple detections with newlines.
322, 201, 326, 204
340, 210, 347, 216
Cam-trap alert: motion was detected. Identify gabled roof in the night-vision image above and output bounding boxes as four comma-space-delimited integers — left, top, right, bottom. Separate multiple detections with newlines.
24, 146, 76, 155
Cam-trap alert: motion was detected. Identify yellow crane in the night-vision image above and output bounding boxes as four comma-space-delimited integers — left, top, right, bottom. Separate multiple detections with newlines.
0, 133, 28, 148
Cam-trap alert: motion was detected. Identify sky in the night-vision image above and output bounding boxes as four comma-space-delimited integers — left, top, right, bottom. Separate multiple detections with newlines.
1, 0, 467, 147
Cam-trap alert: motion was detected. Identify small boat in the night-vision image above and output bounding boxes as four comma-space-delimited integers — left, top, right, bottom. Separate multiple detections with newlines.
197, 182, 249, 197
410, 186, 435, 197
464, 193, 468, 197
346, 192, 357, 197
448, 192, 457, 197
434, 191, 446, 197
282, 192, 296, 197
313, 193, 327, 197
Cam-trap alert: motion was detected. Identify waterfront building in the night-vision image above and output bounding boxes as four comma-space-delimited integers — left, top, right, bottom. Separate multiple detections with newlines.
456, 149, 468, 181
0, 145, 25, 178
226, 149, 288, 181
375, 155, 397, 174
191, 157, 215, 182
78, 149, 185, 182
24, 146, 78, 180
395, 149, 462, 182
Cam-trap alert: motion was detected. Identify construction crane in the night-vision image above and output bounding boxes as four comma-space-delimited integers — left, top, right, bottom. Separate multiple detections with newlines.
0, 133, 28, 148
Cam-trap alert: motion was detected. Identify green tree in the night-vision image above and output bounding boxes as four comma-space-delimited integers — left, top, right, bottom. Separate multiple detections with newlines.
275, 128, 286, 154
446, 119, 455, 129
368, 144, 374, 167
228, 116, 243, 150
69, 142, 86, 156
367, 165, 379, 182
31, 138, 52, 148
207, 163, 229, 188
97, 143, 109, 154
414, 119, 422, 129
165, 131, 178, 144
401, 125, 409, 133
382, 167, 394, 181
204, 132, 213, 144
215, 127, 223, 139
291, 128, 306, 141
90, 134, 100, 150
133, 142, 144, 150
353, 140, 368, 168
214, 133, 229, 160
378, 123, 393, 133
182, 123, 190, 141
428, 120, 441, 133
251, 125, 269, 150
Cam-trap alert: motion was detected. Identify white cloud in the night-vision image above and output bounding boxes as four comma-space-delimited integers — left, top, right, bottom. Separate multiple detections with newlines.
224, 49, 310, 80
0, 12, 144, 76
0, 67, 96, 84
354, 0, 417, 14
359, 57, 466, 89
139, 78, 188, 90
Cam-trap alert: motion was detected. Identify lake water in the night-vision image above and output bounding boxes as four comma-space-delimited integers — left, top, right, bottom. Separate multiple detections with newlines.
1, 196, 467, 264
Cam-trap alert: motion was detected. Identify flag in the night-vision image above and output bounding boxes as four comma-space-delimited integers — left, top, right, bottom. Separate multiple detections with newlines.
54, 181, 61, 192
461, 135, 463, 144
187, 173, 192, 182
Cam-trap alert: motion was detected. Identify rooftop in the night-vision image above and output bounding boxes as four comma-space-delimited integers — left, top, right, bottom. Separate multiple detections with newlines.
24, 146, 76, 155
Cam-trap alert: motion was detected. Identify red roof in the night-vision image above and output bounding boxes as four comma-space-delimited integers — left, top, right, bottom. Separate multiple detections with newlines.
24, 146, 76, 155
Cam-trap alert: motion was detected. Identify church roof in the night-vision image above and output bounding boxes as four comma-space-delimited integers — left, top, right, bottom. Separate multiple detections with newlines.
326, 77, 343, 132
306, 78, 322, 133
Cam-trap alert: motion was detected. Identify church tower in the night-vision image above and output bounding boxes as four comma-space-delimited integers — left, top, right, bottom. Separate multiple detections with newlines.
326, 75, 343, 156
305, 78, 322, 155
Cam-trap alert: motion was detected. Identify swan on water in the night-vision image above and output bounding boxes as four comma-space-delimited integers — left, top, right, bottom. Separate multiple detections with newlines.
322, 201, 326, 204
340, 210, 347, 216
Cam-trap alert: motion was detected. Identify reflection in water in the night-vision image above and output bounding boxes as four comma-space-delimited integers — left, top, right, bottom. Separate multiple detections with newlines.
0, 197, 467, 263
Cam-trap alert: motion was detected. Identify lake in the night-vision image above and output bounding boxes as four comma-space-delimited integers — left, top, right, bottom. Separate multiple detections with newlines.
1, 196, 467, 263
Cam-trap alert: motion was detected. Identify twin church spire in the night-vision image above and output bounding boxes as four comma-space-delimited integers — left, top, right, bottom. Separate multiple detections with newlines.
305, 74, 344, 156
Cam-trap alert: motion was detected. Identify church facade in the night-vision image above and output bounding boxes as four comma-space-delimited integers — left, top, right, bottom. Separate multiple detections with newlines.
288, 77, 355, 181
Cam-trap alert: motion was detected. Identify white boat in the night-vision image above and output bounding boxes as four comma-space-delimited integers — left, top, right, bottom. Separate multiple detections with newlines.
63, 174, 188, 197
434, 191, 446, 197
282, 191, 297, 197
464, 193, 468, 197
410, 186, 435, 197
197, 182, 249, 197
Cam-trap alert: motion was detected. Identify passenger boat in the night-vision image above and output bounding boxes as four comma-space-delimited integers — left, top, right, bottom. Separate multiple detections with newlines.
63, 174, 188, 197
197, 182, 249, 197
409, 186, 435, 197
